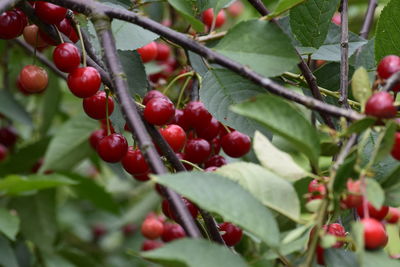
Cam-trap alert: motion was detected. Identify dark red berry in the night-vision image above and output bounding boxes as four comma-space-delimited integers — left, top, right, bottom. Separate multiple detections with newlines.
341, 179, 363, 209
14, 8, 27, 28
161, 223, 186, 242
53, 43, 81, 73
196, 117, 220, 140
141, 240, 163, 251
184, 138, 211, 164
91, 224, 107, 240
89, 129, 107, 150
19, 65, 48, 93
0, 144, 8, 162
0, 10, 25, 39
161, 199, 172, 219
122, 147, 150, 175
141, 218, 164, 240
361, 218, 388, 250
133, 172, 151, 182
324, 223, 346, 248
0, 126, 18, 148
137, 42, 158, 63
170, 109, 190, 131
205, 155, 227, 168
68, 67, 101, 98
122, 224, 136, 237
142, 90, 168, 105
307, 179, 326, 201
202, 8, 226, 29
57, 18, 78, 42
221, 131, 251, 158
377, 55, 400, 80
160, 124, 187, 152
35, 1, 67, 25
365, 92, 397, 119
183, 101, 212, 129
155, 43, 171, 62
357, 201, 389, 221
211, 137, 221, 154
176, 152, 193, 171
391, 132, 400, 160
219, 222, 243, 246
96, 133, 128, 163
144, 98, 175, 126
386, 207, 400, 224
83, 91, 114, 120
168, 198, 199, 221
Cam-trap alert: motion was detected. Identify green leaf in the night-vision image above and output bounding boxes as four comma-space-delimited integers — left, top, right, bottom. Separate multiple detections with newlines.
386, 224, 400, 256
375, 0, 400, 62
290, 0, 340, 48
141, 238, 248, 267
374, 121, 397, 163
351, 67, 372, 109
153, 172, 280, 247
39, 73, 62, 135
167, 0, 205, 32
40, 114, 98, 172
325, 249, 357, 267
214, 20, 298, 77
99, 0, 131, 8
118, 50, 149, 98
199, 69, 270, 137
11, 190, 57, 252
345, 118, 376, 136
363, 250, 400, 267
188, 51, 208, 77
351, 39, 376, 71
0, 174, 77, 195
366, 179, 385, 209
0, 208, 19, 241
63, 173, 120, 215
232, 94, 320, 167
200, 0, 235, 12
216, 162, 301, 221
253, 131, 308, 181
0, 236, 18, 267
266, 0, 305, 19
0, 90, 32, 127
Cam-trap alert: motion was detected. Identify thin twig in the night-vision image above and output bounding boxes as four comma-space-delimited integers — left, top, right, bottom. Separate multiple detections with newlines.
339, 0, 350, 109
247, 0, 269, 16
383, 71, 400, 92
196, 31, 227, 42
359, 0, 377, 39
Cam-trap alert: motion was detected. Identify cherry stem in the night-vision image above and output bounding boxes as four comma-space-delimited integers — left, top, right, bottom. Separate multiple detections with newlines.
105, 89, 111, 135
221, 123, 231, 134
55, 27, 64, 43
162, 71, 194, 95
179, 159, 203, 171
32, 30, 39, 65
75, 23, 87, 67
176, 76, 192, 108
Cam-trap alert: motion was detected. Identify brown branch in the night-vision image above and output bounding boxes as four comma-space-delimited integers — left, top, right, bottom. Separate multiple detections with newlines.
359, 0, 377, 39
339, 0, 350, 109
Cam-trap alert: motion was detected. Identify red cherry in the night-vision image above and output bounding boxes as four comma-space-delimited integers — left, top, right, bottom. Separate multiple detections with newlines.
202, 8, 226, 29
141, 240, 163, 251
160, 124, 187, 152
142, 90, 168, 105
68, 67, 101, 98
0, 144, 8, 162
133, 172, 151, 182
219, 222, 243, 246
176, 152, 193, 171
161, 199, 173, 219
204, 155, 227, 168
168, 198, 199, 221
100, 119, 115, 134
211, 137, 221, 155
196, 117, 220, 140
184, 138, 211, 164
144, 98, 175, 126
35, 1, 67, 25
96, 133, 128, 163
385, 207, 400, 224
14, 8, 27, 28
57, 18, 78, 43
377, 55, 400, 80
170, 109, 190, 131
357, 201, 389, 221
161, 223, 186, 242
391, 132, 400, 160
324, 223, 346, 248
141, 218, 164, 240
365, 92, 397, 119
137, 42, 158, 63
221, 131, 251, 158
23, 25, 48, 48
183, 101, 212, 129
307, 179, 326, 201
0, 10, 25, 39
53, 43, 81, 73
0, 126, 18, 148
89, 129, 107, 150
155, 43, 171, 62
19, 65, 48, 93
341, 179, 363, 209
227, 1, 244, 17
361, 218, 388, 250
122, 147, 150, 175
83, 91, 114, 120
122, 224, 136, 237
331, 13, 341, 26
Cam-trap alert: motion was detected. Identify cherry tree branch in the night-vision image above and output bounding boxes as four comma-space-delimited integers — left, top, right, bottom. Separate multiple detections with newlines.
46, 0, 364, 121
383, 71, 400, 92
359, 0, 377, 39
339, 0, 350, 109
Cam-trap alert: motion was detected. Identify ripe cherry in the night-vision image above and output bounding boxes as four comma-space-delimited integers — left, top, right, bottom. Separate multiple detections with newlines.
141, 218, 164, 240
385, 207, 400, 224
142, 90, 168, 105
144, 98, 175, 126
205, 155, 227, 168
202, 8, 226, 29
361, 218, 388, 250
53, 43, 81, 73
89, 129, 107, 150
155, 43, 171, 62
391, 132, 400, 160
211, 137, 221, 154
227, 1, 244, 17
221, 131, 251, 158
137, 42, 158, 63
58, 18, 78, 43
183, 101, 212, 129
34, 1, 67, 25
365, 92, 397, 119
167, 198, 199, 221
219, 222, 243, 246
377, 55, 400, 80
14, 8, 27, 28
170, 109, 190, 131
160, 124, 187, 152
161, 223, 186, 242
68, 67, 101, 98
0, 10, 25, 39
184, 138, 211, 164
0, 144, 8, 162
196, 117, 220, 140
23, 25, 48, 48
0, 126, 18, 148
307, 179, 326, 201
19, 65, 48, 93
141, 240, 163, 251
122, 147, 150, 175
357, 201, 389, 221
133, 173, 151, 182
341, 179, 363, 209
96, 133, 128, 163
83, 91, 114, 120
314, 223, 346, 265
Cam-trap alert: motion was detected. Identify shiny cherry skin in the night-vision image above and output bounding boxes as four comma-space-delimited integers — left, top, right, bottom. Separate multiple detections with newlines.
377, 55, 400, 80
57, 18, 78, 43
68, 67, 101, 98
357, 201, 389, 221
89, 129, 107, 150
83, 91, 114, 120
196, 117, 220, 140
142, 90, 168, 105
161, 199, 172, 219
308, 179, 326, 201
361, 218, 388, 250
144, 98, 175, 126
183, 101, 212, 129
0, 126, 18, 148
0, 144, 8, 162
19, 65, 48, 93
53, 43, 81, 73
122, 147, 150, 175
0, 10, 25, 39
141, 240, 163, 251
314, 223, 346, 265
385, 207, 400, 224
161, 223, 186, 242
341, 179, 363, 209
35, 1, 67, 25
137, 42, 158, 63
23, 24, 48, 48
14, 8, 27, 28
202, 8, 226, 29
141, 217, 164, 240
365, 92, 397, 119
184, 138, 211, 164
391, 132, 400, 160
155, 43, 171, 62
221, 131, 251, 158
211, 137, 221, 155
219, 222, 243, 246
133, 172, 151, 182
160, 124, 187, 152
96, 133, 128, 163
205, 155, 227, 168
170, 109, 190, 131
